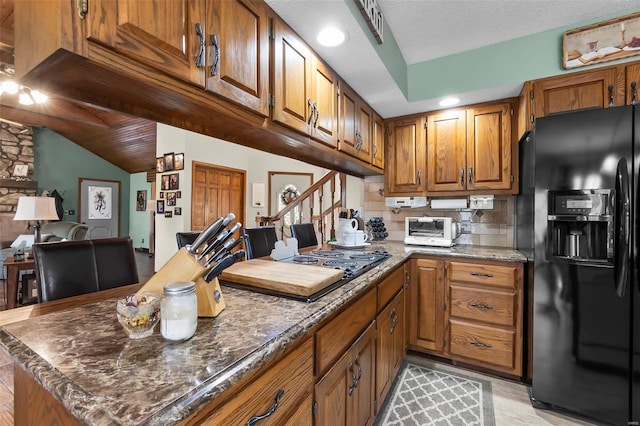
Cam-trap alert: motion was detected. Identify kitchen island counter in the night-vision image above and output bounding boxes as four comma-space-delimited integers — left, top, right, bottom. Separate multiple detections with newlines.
0, 242, 525, 425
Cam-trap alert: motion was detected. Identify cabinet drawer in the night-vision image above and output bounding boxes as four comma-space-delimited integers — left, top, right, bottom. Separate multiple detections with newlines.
377, 265, 405, 312
316, 288, 376, 376
449, 285, 516, 327
449, 320, 516, 371
448, 262, 516, 289
202, 338, 313, 426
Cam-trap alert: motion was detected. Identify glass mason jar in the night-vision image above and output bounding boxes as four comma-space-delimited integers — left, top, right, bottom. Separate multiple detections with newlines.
160, 281, 197, 341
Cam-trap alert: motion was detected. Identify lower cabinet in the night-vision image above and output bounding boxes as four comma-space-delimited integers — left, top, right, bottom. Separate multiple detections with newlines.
408, 258, 445, 353
375, 289, 405, 413
200, 338, 314, 425
315, 322, 376, 426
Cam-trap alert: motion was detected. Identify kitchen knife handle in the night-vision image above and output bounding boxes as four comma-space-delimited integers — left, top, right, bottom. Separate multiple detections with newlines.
190, 216, 225, 253
198, 229, 229, 261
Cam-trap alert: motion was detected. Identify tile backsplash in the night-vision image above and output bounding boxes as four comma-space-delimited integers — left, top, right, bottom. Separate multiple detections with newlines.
363, 175, 514, 248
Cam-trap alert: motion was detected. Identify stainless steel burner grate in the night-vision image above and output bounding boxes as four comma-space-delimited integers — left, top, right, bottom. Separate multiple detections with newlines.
323, 259, 359, 269
349, 253, 377, 261
308, 250, 344, 258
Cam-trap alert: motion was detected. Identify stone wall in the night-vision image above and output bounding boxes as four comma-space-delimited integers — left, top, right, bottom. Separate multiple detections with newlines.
0, 122, 36, 213
364, 175, 515, 248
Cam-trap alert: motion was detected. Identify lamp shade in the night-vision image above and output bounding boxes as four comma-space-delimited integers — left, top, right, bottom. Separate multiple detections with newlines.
13, 196, 59, 221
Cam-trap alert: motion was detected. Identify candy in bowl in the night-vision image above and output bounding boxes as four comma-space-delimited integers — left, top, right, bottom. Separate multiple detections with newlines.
116, 293, 161, 339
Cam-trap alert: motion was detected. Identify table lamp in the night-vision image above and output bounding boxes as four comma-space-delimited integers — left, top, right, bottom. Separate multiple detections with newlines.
13, 196, 59, 243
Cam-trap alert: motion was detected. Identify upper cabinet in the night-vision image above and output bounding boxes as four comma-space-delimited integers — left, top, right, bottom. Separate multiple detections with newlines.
86, 0, 205, 86
385, 114, 426, 195
372, 113, 385, 170
521, 62, 640, 133
272, 18, 339, 147
206, 0, 270, 116
338, 82, 373, 162
426, 101, 516, 194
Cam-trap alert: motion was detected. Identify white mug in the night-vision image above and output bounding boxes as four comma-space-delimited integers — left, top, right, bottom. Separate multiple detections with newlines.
338, 218, 358, 232
342, 230, 368, 246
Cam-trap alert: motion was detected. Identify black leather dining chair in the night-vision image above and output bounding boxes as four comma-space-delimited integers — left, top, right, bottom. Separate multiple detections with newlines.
32, 240, 100, 303
242, 226, 278, 259
93, 237, 139, 290
289, 223, 318, 249
176, 232, 200, 249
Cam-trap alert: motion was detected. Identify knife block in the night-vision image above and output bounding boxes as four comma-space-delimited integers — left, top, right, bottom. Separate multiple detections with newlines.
135, 248, 226, 317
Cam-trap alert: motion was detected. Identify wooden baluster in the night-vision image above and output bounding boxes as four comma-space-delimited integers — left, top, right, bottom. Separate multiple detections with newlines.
330, 175, 336, 240
318, 184, 324, 243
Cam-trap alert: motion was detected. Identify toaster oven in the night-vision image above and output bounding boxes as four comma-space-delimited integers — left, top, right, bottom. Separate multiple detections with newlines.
404, 216, 460, 247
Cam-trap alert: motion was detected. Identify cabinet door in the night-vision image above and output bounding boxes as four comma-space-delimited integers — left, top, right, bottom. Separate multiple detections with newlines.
207, 0, 269, 116
311, 58, 339, 147
272, 18, 313, 135
87, 0, 205, 86
426, 109, 466, 192
372, 113, 385, 169
409, 259, 444, 353
338, 82, 359, 157
355, 101, 373, 162
315, 322, 375, 426
625, 63, 640, 105
375, 290, 404, 414
385, 115, 426, 194
532, 67, 620, 118
466, 103, 512, 190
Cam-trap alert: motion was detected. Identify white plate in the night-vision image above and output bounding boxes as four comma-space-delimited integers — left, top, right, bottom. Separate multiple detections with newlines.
328, 242, 372, 249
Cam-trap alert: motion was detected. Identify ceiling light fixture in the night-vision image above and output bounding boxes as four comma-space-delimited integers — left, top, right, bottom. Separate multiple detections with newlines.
317, 27, 346, 47
0, 64, 48, 105
439, 97, 460, 107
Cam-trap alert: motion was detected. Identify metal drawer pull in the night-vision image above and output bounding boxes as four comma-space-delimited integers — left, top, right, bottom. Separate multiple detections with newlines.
210, 34, 220, 76
469, 340, 493, 348
468, 302, 493, 310
390, 309, 398, 334
355, 356, 362, 384
307, 98, 314, 124
468, 167, 473, 184
195, 23, 205, 67
469, 272, 494, 278
460, 168, 465, 186
348, 363, 357, 395
246, 389, 284, 426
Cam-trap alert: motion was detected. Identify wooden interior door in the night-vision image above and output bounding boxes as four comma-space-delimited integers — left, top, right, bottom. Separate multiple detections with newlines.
87, 0, 205, 86
426, 109, 466, 192
191, 162, 245, 231
207, 0, 269, 116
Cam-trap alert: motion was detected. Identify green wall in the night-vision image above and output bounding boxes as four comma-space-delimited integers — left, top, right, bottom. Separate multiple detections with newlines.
33, 128, 131, 236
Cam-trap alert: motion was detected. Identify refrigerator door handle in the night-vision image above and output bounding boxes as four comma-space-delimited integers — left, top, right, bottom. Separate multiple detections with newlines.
614, 158, 630, 297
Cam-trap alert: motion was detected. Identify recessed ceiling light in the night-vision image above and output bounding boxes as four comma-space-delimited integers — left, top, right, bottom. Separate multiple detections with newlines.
317, 27, 346, 47
439, 97, 460, 107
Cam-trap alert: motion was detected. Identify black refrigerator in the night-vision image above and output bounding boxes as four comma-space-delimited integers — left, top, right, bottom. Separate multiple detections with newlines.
516, 105, 639, 425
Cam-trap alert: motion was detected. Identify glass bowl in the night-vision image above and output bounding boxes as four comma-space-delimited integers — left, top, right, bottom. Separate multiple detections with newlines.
116, 292, 161, 339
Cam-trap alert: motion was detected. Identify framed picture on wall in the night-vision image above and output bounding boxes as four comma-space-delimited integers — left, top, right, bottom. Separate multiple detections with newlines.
159, 191, 164, 199
168, 173, 179, 190
167, 192, 177, 206
136, 190, 146, 211
163, 153, 175, 171
21, 273, 38, 305
156, 157, 165, 173
161, 175, 170, 190
174, 153, 184, 170
164, 210, 172, 218
157, 200, 165, 214
176, 191, 181, 198
174, 207, 182, 215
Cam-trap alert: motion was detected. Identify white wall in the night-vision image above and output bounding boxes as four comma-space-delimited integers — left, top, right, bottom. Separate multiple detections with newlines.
154, 123, 365, 270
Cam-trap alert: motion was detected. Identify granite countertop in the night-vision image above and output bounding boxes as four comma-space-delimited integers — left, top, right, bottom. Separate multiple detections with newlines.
0, 242, 525, 425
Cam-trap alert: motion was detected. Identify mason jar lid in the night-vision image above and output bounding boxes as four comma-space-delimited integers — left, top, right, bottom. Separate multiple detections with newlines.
163, 281, 196, 295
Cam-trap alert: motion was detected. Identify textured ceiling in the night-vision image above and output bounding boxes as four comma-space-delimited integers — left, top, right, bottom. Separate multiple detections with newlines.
266, 0, 637, 117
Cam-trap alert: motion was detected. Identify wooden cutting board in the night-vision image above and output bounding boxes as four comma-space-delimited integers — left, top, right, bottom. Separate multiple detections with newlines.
219, 259, 344, 297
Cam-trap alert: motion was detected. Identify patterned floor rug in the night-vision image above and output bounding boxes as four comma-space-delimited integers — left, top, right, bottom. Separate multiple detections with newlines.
376, 359, 496, 426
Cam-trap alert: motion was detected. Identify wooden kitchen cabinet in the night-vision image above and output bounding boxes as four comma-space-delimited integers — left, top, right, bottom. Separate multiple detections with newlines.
384, 114, 426, 195
338, 82, 372, 162
206, 0, 270, 116
426, 101, 514, 193
375, 289, 404, 414
445, 260, 524, 377
372, 113, 385, 170
272, 18, 338, 147
408, 258, 445, 354
315, 322, 376, 426
86, 0, 205, 87
200, 338, 314, 425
